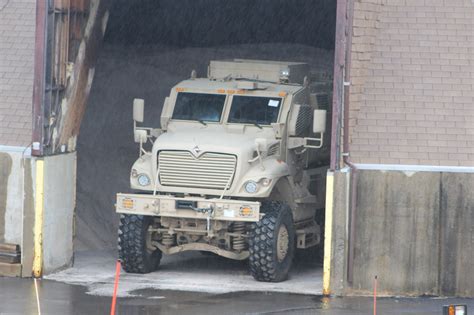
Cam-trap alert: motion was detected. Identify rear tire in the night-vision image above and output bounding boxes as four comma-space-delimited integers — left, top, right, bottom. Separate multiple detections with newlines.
118, 214, 162, 273
249, 201, 295, 282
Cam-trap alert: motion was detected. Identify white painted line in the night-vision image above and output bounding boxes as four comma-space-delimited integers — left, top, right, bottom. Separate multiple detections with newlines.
34, 278, 42, 315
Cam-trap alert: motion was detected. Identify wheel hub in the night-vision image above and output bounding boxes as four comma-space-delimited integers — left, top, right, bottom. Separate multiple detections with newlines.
276, 225, 289, 262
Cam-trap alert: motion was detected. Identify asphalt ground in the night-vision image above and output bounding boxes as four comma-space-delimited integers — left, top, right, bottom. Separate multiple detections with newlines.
1, 277, 473, 315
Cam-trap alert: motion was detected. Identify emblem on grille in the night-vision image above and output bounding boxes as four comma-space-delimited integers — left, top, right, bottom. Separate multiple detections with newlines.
191, 145, 202, 158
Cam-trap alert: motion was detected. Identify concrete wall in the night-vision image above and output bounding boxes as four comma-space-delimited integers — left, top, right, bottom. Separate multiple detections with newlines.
0, 147, 35, 277
327, 170, 350, 295
0, 149, 29, 244
352, 170, 441, 295
42, 152, 76, 274
349, 0, 474, 166
0, 148, 76, 276
328, 167, 474, 297
440, 172, 474, 297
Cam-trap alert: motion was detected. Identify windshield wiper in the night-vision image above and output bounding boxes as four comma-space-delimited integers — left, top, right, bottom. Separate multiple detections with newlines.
253, 122, 263, 129
198, 120, 208, 126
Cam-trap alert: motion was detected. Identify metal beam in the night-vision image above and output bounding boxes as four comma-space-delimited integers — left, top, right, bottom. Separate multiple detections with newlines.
32, 1, 48, 156
57, 0, 109, 152
330, 0, 349, 171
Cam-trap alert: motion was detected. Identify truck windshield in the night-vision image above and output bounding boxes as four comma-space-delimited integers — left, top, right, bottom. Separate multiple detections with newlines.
172, 92, 226, 122
228, 96, 282, 126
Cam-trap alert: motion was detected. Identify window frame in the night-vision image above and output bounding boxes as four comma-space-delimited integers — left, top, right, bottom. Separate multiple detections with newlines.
225, 94, 284, 127
170, 91, 229, 124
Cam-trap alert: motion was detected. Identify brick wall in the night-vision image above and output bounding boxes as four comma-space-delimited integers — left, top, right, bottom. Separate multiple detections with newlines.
0, 0, 35, 147
349, 0, 474, 166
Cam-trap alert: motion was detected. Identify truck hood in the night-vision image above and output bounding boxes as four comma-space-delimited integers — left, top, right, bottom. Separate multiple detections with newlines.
153, 128, 266, 157
147, 127, 286, 197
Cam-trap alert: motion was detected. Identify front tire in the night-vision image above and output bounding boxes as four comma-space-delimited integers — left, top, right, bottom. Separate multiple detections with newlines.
249, 201, 295, 282
118, 214, 162, 273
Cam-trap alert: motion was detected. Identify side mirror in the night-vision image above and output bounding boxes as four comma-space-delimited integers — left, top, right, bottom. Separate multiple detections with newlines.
133, 98, 144, 123
134, 129, 147, 143
313, 109, 327, 134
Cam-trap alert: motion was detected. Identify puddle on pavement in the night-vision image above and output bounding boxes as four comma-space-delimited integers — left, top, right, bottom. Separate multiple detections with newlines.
1, 277, 473, 315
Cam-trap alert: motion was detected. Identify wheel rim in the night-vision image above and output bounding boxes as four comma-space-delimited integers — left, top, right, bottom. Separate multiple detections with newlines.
276, 225, 289, 262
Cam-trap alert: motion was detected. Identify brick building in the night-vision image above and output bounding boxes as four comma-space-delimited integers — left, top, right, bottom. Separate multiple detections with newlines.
0, 0, 35, 148
325, 0, 474, 297
348, 0, 473, 166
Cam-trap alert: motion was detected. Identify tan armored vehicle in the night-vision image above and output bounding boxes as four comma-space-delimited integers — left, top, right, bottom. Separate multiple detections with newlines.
116, 59, 330, 282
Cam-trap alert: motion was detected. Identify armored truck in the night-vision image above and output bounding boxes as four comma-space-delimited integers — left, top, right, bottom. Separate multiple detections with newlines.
116, 59, 331, 282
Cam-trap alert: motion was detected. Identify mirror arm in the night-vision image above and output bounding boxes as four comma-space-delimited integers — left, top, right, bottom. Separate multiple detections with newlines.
247, 146, 265, 171
304, 133, 324, 149
139, 137, 143, 157
256, 146, 265, 170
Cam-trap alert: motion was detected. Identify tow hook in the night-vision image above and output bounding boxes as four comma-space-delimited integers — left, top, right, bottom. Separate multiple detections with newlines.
190, 204, 215, 234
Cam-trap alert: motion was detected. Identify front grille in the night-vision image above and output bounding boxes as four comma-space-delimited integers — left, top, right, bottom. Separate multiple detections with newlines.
158, 151, 237, 190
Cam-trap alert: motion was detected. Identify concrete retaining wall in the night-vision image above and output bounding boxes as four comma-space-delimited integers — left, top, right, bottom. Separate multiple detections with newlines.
0, 148, 76, 276
0, 147, 35, 277
329, 168, 474, 297
42, 153, 76, 274
440, 173, 474, 297
0, 150, 27, 245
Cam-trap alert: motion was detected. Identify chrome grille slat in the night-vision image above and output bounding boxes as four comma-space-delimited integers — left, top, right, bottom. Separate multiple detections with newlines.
159, 168, 233, 176
158, 151, 237, 190
161, 174, 232, 181
158, 161, 235, 167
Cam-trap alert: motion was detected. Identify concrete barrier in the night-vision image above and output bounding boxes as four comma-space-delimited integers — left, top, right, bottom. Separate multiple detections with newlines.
42, 153, 76, 274
0, 148, 76, 277
0, 147, 34, 277
440, 173, 474, 296
328, 168, 474, 297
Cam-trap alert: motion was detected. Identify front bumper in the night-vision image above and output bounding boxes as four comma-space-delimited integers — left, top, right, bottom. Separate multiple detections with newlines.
116, 193, 261, 222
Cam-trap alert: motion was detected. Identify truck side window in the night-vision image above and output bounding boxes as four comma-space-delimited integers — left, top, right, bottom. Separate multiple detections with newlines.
172, 92, 226, 122
228, 96, 281, 125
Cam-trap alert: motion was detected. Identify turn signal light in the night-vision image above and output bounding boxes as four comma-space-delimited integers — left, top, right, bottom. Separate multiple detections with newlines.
443, 305, 467, 315
239, 206, 254, 217
122, 198, 134, 209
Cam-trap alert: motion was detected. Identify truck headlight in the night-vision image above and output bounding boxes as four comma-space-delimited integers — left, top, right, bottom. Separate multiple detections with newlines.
244, 181, 258, 193
137, 174, 151, 186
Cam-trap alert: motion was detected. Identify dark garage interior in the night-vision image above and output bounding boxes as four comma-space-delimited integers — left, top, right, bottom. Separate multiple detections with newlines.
75, 0, 337, 279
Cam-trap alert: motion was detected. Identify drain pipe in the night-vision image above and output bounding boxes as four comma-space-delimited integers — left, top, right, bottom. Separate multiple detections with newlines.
341, 0, 358, 285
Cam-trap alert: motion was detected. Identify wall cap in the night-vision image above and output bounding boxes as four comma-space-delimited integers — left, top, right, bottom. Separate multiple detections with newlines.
0, 145, 31, 156
355, 164, 474, 174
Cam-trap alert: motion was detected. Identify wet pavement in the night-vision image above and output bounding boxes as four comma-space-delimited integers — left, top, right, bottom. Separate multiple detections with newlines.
44, 250, 323, 296
1, 277, 473, 315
